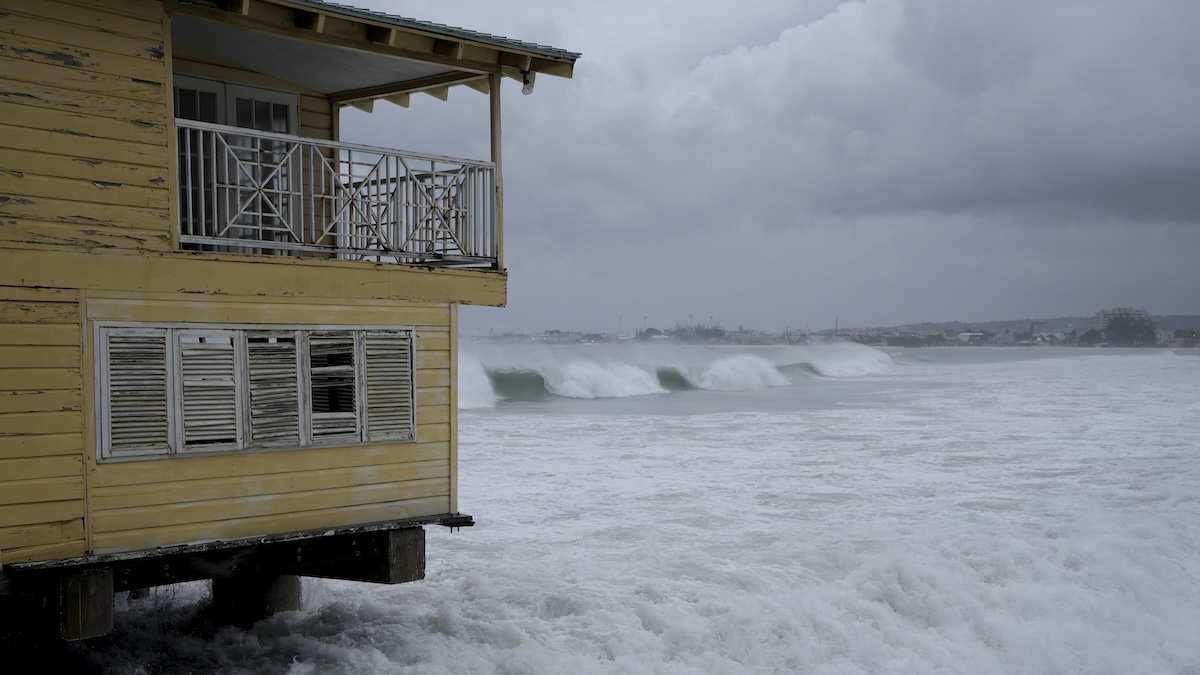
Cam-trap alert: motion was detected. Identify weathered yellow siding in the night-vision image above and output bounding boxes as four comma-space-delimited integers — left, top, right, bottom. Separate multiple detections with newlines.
0, 0, 172, 254
0, 0, 505, 306
84, 295, 453, 554
0, 287, 87, 565
0, 249, 508, 307
0, 0, 503, 565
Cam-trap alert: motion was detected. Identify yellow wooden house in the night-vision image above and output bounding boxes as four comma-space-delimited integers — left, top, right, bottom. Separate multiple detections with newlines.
0, 0, 577, 638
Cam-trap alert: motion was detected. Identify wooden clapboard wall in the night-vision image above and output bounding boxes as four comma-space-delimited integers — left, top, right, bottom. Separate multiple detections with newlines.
0, 0, 466, 563
0, 287, 88, 565
0, 0, 334, 255
0, 0, 173, 253
84, 296, 455, 555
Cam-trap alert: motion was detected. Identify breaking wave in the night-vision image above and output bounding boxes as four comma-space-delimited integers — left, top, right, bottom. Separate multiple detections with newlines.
459, 341, 893, 407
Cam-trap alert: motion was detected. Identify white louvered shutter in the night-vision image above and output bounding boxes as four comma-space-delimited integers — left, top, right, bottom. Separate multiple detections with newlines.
105, 329, 171, 456
364, 331, 415, 441
179, 333, 239, 450
309, 331, 359, 441
247, 331, 301, 447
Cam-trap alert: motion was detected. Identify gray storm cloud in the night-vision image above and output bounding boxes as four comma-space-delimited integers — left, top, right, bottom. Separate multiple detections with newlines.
344, 0, 1200, 332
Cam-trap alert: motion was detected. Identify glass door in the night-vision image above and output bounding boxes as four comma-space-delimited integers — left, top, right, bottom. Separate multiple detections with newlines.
174, 76, 299, 254
175, 77, 222, 249
226, 84, 299, 252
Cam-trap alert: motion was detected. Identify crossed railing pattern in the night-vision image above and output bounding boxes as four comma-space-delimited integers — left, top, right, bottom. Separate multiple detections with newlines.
176, 119, 497, 267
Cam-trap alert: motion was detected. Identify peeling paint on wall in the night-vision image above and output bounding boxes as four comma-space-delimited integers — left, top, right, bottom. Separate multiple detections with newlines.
9, 47, 86, 68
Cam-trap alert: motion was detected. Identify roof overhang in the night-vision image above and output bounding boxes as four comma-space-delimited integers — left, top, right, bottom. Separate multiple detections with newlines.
168, 0, 579, 108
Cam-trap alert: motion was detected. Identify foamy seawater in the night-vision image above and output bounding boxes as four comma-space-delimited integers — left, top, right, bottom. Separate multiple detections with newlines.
82, 345, 1200, 673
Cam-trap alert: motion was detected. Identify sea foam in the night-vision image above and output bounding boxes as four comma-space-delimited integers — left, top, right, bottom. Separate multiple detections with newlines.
695, 354, 789, 390
458, 353, 497, 409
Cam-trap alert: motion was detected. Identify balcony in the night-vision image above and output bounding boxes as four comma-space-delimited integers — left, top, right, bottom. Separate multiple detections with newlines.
175, 120, 498, 268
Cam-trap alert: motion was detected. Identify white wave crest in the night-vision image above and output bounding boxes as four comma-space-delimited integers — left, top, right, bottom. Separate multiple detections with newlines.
696, 355, 789, 390
545, 361, 667, 399
806, 343, 894, 377
458, 353, 497, 409
456, 341, 895, 406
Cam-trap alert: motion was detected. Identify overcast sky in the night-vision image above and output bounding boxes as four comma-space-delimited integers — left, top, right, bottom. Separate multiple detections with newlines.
342, 0, 1200, 334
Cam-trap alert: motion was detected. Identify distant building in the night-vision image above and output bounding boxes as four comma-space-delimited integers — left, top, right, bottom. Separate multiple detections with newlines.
538, 331, 584, 343
1095, 307, 1150, 332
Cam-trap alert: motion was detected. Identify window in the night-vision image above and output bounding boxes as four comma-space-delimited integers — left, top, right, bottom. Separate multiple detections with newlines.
174, 76, 298, 132
97, 324, 416, 460
310, 331, 358, 441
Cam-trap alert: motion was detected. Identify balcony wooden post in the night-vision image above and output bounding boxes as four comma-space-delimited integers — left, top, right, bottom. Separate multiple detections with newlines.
489, 72, 504, 271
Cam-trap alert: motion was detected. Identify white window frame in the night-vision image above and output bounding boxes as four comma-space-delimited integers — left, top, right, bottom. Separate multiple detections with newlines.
96, 323, 416, 461
174, 75, 299, 131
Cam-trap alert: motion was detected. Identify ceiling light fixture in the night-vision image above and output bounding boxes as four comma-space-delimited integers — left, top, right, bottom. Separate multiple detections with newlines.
521, 70, 535, 95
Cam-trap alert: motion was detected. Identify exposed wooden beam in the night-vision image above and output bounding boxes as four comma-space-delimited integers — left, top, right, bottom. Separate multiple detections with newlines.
184, 1, 576, 84
531, 59, 574, 79
294, 9, 325, 33
465, 79, 491, 95
421, 86, 449, 101
331, 72, 488, 105
348, 99, 373, 113
263, 0, 574, 77
218, 0, 250, 15
366, 25, 394, 45
494, 53, 575, 79
385, 94, 410, 108
170, 3, 501, 77
433, 39, 465, 60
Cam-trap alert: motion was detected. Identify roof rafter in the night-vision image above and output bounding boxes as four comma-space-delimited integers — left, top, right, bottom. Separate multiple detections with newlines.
173, 1, 504, 76
331, 71, 489, 106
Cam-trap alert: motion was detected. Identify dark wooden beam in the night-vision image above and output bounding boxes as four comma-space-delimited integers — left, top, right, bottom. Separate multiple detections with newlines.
433, 38, 465, 60
294, 9, 325, 32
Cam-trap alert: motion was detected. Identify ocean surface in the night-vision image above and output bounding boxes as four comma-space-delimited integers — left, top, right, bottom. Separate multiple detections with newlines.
84, 344, 1200, 673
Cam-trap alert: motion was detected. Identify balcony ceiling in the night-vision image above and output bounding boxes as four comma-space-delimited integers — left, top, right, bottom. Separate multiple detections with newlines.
172, 15, 460, 99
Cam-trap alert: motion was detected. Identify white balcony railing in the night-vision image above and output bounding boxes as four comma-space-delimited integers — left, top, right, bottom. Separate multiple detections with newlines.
176, 120, 498, 267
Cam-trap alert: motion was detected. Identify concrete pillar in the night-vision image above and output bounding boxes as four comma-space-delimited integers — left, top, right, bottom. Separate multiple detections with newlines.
211, 574, 301, 628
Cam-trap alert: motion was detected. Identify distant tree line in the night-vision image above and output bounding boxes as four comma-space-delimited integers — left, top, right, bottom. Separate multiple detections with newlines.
638, 322, 728, 343
1078, 314, 1157, 347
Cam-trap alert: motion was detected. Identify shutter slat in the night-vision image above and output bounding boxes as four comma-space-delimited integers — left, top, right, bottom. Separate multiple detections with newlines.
364, 332, 414, 441
106, 332, 170, 454
180, 336, 238, 449
247, 333, 301, 447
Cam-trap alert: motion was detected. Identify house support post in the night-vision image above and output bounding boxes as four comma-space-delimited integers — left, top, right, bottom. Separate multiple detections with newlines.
382, 527, 425, 583
210, 574, 302, 628
59, 568, 114, 641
